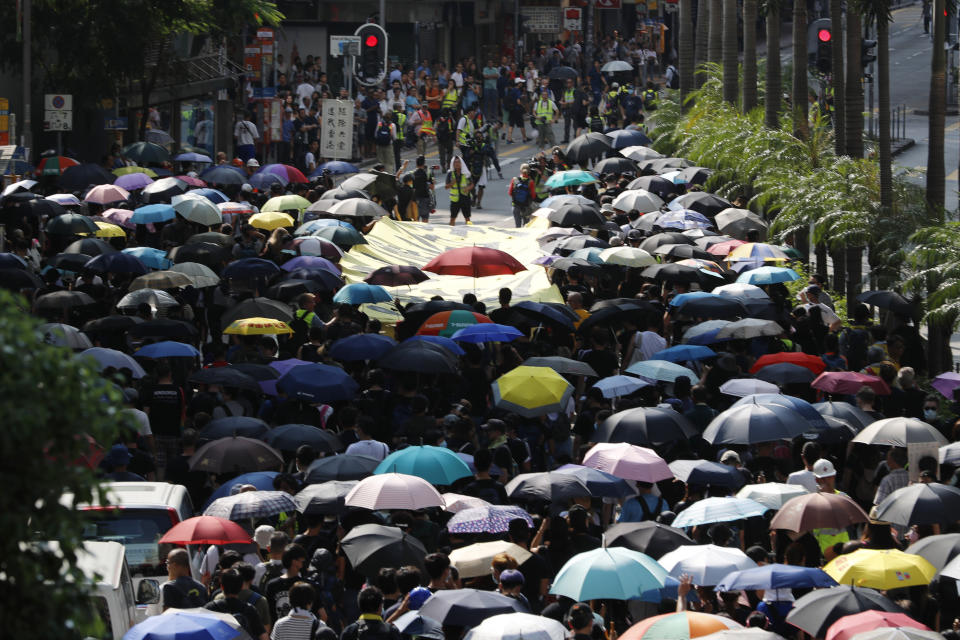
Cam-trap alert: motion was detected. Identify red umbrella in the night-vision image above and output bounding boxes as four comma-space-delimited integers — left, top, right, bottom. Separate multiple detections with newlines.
416, 309, 492, 337
812, 371, 891, 395
825, 610, 930, 640
424, 247, 527, 278
37, 155, 80, 176
158, 515, 253, 545
750, 352, 826, 375
769, 491, 869, 533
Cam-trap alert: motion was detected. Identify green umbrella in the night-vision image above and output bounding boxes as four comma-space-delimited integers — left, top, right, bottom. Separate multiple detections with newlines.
122, 141, 171, 165
310, 225, 367, 247
45, 213, 99, 235
545, 169, 599, 189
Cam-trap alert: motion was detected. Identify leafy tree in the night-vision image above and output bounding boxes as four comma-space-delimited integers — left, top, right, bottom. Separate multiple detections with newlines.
0, 290, 124, 638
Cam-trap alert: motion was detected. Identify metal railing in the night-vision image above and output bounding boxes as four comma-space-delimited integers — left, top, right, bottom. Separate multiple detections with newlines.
891, 104, 908, 141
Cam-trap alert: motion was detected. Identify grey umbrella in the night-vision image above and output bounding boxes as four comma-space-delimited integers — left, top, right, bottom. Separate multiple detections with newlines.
906, 532, 960, 569
785, 586, 902, 638
523, 356, 598, 377
874, 482, 960, 526
294, 480, 359, 515
703, 403, 813, 445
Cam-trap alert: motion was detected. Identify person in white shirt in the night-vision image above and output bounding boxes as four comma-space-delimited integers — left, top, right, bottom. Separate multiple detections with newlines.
303, 140, 319, 174
624, 318, 667, 367
271, 582, 335, 640
344, 417, 390, 461
799, 286, 842, 332
786, 441, 820, 493
451, 63, 465, 89
296, 75, 315, 109
234, 113, 260, 163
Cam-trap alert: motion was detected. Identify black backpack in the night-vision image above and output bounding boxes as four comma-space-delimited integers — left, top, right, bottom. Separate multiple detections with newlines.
375, 123, 392, 146
841, 326, 871, 371
288, 310, 312, 353
257, 561, 285, 593
207, 599, 257, 638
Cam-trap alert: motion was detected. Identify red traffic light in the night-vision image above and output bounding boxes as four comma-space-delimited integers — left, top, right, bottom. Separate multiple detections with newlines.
818, 28, 831, 42
365, 34, 379, 47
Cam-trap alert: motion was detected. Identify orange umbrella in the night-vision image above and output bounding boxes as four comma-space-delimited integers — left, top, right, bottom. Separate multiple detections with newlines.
620, 612, 742, 640
750, 352, 827, 375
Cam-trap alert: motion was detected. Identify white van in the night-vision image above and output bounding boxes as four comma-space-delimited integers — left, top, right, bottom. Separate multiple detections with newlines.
66, 481, 199, 620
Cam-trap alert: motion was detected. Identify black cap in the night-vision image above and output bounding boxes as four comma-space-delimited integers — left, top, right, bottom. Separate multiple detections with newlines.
481, 418, 506, 432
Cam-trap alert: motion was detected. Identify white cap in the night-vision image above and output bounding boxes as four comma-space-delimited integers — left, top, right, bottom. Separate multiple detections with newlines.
246, 158, 260, 168
813, 458, 836, 478
254, 524, 276, 550
241, 183, 253, 193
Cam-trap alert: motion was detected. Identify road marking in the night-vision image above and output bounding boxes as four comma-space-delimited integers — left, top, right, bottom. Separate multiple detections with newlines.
949, 169, 960, 181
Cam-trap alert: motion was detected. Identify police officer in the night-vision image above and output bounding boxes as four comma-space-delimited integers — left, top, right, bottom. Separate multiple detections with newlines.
457, 104, 478, 156
603, 82, 623, 130
392, 103, 408, 173
560, 79, 578, 143
532, 88, 559, 150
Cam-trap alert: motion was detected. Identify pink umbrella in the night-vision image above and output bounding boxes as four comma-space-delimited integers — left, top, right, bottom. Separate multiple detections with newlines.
177, 175, 207, 187
218, 201, 255, 216
932, 372, 960, 399
812, 371, 891, 396
114, 172, 154, 191
581, 442, 674, 483
84, 184, 130, 205
707, 239, 746, 256
102, 208, 137, 230
345, 473, 444, 510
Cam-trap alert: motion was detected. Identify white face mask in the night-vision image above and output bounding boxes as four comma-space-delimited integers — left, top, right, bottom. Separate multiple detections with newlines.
924, 408, 938, 420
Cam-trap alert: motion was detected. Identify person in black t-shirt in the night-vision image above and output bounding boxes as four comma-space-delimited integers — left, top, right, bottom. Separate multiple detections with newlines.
462, 448, 509, 504
265, 543, 308, 623
162, 549, 207, 610
340, 586, 402, 640
205, 569, 267, 640
146, 361, 186, 471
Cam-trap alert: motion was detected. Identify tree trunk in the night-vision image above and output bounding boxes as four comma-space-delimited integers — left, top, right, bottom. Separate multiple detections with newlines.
844, 11, 864, 158
709, 0, 724, 63
830, 0, 845, 155
927, 318, 954, 375
830, 247, 847, 294
680, 0, 695, 108
765, 3, 782, 128
722, 0, 739, 103
742, 0, 758, 112
877, 15, 893, 213
696, 0, 711, 86
815, 242, 828, 279
927, 0, 946, 216
845, 245, 863, 317
792, 0, 809, 139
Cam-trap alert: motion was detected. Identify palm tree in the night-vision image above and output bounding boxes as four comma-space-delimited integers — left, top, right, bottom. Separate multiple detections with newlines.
927, 0, 946, 215
792, 0, 809, 139
830, 0, 845, 155
722, 0, 740, 103
742, 0, 759, 112
857, 0, 893, 212
844, 11, 864, 158
680, 0, 695, 108
696, 0, 711, 86
764, 0, 783, 128
709, 0, 724, 63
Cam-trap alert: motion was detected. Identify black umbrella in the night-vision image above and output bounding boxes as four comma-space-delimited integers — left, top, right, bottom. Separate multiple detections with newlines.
294, 480, 358, 515
222, 257, 282, 280
641, 263, 720, 284
675, 296, 747, 319
59, 163, 114, 190
548, 65, 579, 80
594, 407, 699, 446
675, 166, 715, 186
168, 242, 228, 268
202, 166, 246, 186
800, 415, 859, 444
141, 177, 188, 204
64, 238, 117, 256
602, 521, 695, 559
638, 157, 694, 175
548, 203, 607, 229
590, 298, 659, 313
46, 213, 99, 235
523, 356, 598, 377
188, 232, 234, 248
266, 424, 344, 454
418, 589, 526, 627
396, 300, 474, 340
0, 268, 44, 290
812, 401, 875, 431
906, 533, 960, 570
576, 303, 658, 334
551, 257, 603, 276
364, 265, 429, 287
265, 278, 326, 302
188, 435, 283, 474
231, 362, 280, 382
127, 318, 199, 339
667, 459, 747, 489
510, 301, 578, 331
283, 268, 344, 291
84, 315, 142, 333
857, 290, 916, 316
653, 243, 719, 261
628, 175, 683, 199
84, 252, 149, 276
549, 234, 611, 256
123, 141, 170, 165
318, 186, 373, 202
10, 197, 68, 219
379, 341, 459, 375
670, 192, 733, 217
639, 232, 696, 252
199, 416, 270, 441
566, 132, 614, 165
187, 366, 260, 392
35, 290, 96, 312
304, 455, 381, 482
754, 362, 816, 385
874, 482, 960, 526
48, 253, 94, 272
785, 586, 902, 639
594, 157, 639, 175
341, 523, 428, 578
220, 297, 294, 330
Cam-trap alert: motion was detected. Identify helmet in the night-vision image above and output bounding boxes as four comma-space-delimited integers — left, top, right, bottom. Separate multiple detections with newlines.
246, 158, 260, 168
813, 459, 837, 478
611, 82, 620, 89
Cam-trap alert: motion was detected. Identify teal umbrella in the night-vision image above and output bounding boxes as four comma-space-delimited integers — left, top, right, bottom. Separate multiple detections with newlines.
736, 266, 800, 285
333, 282, 392, 304
544, 169, 598, 188
374, 445, 473, 485
569, 247, 605, 264
625, 359, 699, 383
549, 546, 667, 601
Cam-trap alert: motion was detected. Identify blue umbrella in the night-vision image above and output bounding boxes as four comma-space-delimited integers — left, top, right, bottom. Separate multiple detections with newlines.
265, 423, 344, 453
450, 323, 524, 343
188, 188, 229, 204
277, 363, 359, 402
554, 464, 635, 498
329, 333, 397, 361
131, 204, 175, 224
199, 416, 270, 440
202, 471, 279, 509
657, 209, 713, 230
134, 340, 201, 359
512, 300, 577, 331
651, 344, 717, 363
249, 171, 286, 191
393, 612, 444, 640
593, 375, 652, 398
123, 609, 240, 640
736, 266, 801, 285
173, 152, 213, 163
549, 546, 668, 601
569, 247, 605, 264
201, 165, 246, 185
607, 129, 652, 149
625, 359, 699, 383
281, 256, 340, 274
671, 496, 769, 528
669, 291, 716, 307
375, 445, 473, 485
732, 393, 829, 429
295, 219, 357, 236
222, 257, 281, 280
333, 282, 392, 304
123, 247, 173, 270
84, 252, 149, 276
404, 335, 466, 356
312, 161, 360, 177
682, 319, 734, 345
668, 459, 747, 489
714, 564, 838, 592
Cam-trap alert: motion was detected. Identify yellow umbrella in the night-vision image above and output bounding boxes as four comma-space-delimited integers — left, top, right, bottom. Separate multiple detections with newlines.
248, 211, 295, 231
261, 194, 311, 213
823, 548, 936, 589
92, 221, 126, 238
112, 166, 158, 177
223, 317, 294, 336
491, 365, 573, 418
726, 242, 790, 262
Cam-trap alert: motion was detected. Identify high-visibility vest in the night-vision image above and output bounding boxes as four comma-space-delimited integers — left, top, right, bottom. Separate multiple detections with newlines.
442, 88, 460, 109
563, 88, 575, 106
448, 171, 470, 202
605, 90, 619, 112
534, 99, 554, 124
534, 173, 549, 200
813, 490, 851, 553
457, 118, 475, 146
395, 112, 407, 140
418, 110, 435, 136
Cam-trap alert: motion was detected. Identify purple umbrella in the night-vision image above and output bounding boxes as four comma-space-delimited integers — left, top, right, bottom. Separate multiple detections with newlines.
933, 372, 960, 399
114, 172, 154, 191
281, 255, 342, 275
447, 505, 534, 534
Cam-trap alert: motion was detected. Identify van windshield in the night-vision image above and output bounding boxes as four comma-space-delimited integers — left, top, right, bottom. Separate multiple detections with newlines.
81, 508, 172, 576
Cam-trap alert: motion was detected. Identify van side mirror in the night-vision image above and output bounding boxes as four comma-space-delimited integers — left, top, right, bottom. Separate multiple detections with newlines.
136, 579, 160, 605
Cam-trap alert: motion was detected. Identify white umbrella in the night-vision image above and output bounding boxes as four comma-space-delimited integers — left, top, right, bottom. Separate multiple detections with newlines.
619, 146, 664, 162
449, 541, 532, 578
715, 318, 784, 340
701, 630, 786, 640
719, 378, 781, 397
117, 287, 179, 312
464, 613, 567, 640
598, 247, 657, 268
442, 493, 492, 513
847, 630, 946, 640
671, 497, 769, 528
345, 473, 444, 510
593, 374, 652, 398
712, 283, 771, 301
852, 417, 948, 446
601, 60, 634, 72
737, 483, 810, 510
2, 179, 37, 197
38, 323, 93, 350
612, 189, 664, 213
78, 347, 147, 378
531, 207, 554, 219
658, 544, 757, 586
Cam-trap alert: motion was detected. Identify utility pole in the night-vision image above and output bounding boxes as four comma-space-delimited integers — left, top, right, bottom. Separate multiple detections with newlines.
22, 0, 32, 155
379, 0, 386, 28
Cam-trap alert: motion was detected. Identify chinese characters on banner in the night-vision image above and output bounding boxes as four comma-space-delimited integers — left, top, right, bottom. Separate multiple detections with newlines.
320, 99, 354, 160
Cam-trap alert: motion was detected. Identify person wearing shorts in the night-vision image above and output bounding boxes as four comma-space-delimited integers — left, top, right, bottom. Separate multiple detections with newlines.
445, 156, 473, 225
